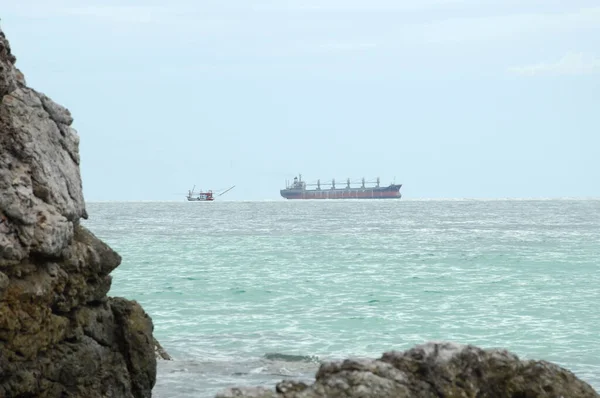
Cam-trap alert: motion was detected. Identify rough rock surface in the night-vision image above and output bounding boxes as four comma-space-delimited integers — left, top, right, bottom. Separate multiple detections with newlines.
0, 27, 159, 397
216, 342, 599, 398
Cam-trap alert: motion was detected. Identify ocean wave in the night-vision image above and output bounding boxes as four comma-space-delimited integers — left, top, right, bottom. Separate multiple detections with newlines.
262, 353, 321, 363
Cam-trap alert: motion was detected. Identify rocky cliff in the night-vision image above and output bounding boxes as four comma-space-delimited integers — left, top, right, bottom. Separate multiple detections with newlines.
0, 27, 157, 397
217, 342, 599, 398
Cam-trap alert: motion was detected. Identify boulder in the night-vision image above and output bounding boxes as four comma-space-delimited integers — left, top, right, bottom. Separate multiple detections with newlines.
216, 342, 599, 398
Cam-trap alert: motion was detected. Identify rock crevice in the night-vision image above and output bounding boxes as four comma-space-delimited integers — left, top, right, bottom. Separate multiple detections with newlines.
0, 26, 158, 397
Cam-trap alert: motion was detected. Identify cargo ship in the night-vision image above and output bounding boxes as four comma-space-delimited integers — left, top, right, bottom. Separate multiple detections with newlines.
280, 174, 402, 200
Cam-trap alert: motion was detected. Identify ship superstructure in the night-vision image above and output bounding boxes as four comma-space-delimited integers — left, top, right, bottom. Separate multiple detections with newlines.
280, 175, 402, 200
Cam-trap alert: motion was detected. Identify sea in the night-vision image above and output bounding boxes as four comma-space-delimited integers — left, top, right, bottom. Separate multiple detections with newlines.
81, 199, 600, 397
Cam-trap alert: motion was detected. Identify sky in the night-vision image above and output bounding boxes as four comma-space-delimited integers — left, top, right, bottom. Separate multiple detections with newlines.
2, 0, 599, 200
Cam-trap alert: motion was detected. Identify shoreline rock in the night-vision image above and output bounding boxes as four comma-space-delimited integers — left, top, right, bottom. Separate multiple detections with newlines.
216, 341, 599, 398
0, 26, 162, 397
154, 336, 173, 360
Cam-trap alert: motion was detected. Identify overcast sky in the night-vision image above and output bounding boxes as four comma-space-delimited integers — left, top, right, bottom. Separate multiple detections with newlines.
3, 0, 599, 200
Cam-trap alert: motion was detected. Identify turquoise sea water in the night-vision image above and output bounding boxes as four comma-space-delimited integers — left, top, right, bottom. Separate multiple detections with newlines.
82, 199, 600, 397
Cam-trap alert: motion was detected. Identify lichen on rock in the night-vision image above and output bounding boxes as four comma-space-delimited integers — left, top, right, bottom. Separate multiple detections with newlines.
216, 341, 599, 398
0, 26, 162, 397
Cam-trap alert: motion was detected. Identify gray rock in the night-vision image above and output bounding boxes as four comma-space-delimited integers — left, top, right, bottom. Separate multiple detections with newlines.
0, 30, 20, 96
38, 91, 74, 125
217, 387, 278, 398
217, 341, 599, 398
0, 26, 160, 397
154, 336, 173, 360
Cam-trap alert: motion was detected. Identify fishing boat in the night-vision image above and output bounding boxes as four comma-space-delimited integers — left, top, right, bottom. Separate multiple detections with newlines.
186, 185, 235, 202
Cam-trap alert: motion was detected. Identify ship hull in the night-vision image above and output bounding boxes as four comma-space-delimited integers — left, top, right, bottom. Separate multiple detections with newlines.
280, 184, 402, 200
186, 197, 214, 202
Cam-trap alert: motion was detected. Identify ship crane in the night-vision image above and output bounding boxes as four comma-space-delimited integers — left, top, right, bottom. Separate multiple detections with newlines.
303, 177, 382, 188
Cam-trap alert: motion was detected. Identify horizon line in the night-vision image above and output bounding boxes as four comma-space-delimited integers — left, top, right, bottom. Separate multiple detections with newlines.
83, 196, 600, 203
